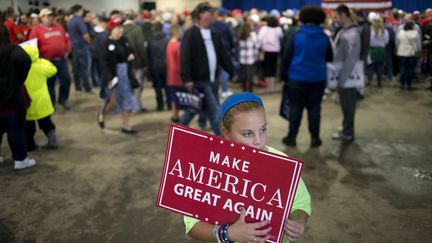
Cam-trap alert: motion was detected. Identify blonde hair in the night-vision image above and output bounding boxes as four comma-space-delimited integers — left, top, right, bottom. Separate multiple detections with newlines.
371, 18, 385, 36
170, 24, 181, 38
221, 102, 264, 132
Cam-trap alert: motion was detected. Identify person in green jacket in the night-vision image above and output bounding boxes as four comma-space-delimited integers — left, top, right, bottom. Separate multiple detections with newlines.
22, 45, 58, 151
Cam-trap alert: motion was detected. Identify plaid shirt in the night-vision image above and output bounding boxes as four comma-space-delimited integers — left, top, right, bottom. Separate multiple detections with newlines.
239, 32, 259, 65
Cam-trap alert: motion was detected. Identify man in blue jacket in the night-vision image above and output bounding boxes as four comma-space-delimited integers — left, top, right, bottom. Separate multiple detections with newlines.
280, 6, 333, 148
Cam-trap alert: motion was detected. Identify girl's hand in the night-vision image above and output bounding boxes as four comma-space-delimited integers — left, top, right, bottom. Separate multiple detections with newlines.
284, 219, 305, 242
227, 208, 272, 243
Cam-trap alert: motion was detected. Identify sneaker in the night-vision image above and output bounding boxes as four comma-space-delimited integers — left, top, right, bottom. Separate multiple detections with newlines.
14, 157, 36, 170
282, 136, 296, 147
331, 131, 353, 142
311, 138, 322, 148
221, 91, 233, 99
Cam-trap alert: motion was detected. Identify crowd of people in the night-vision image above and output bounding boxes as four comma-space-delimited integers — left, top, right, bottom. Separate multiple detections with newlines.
1, 2, 431, 242
1, 2, 432, 167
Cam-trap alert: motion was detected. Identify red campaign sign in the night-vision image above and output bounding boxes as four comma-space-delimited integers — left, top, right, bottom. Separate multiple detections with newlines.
156, 124, 303, 243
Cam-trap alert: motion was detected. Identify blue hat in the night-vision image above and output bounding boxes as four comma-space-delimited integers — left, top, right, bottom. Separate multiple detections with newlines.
218, 7, 228, 16
219, 92, 263, 121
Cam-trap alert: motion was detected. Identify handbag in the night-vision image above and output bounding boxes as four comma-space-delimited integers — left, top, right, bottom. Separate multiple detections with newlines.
327, 61, 365, 89
128, 65, 140, 89
404, 33, 420, 57
279, 83, 290, 121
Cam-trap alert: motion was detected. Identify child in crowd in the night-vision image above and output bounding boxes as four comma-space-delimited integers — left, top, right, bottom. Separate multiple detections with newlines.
184, 93, 311, 242
166, 24, 183, 122
22, 45, 58, 150
239, 23, 259, 92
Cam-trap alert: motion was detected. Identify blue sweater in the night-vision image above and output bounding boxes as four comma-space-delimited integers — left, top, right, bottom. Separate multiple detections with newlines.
288, 25, 331, 82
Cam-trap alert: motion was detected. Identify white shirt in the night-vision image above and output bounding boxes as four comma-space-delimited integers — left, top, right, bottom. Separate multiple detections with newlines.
200, 28, 217, 82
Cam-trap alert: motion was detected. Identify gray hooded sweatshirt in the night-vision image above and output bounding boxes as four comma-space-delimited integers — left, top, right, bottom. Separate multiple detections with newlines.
334, 25, 361, 85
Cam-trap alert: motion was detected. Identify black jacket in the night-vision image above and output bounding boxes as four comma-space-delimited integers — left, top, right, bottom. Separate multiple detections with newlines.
0, 44, 31, 104
180, 25, 234, 84
147, 31, 169, 75
100, 37, 134, 83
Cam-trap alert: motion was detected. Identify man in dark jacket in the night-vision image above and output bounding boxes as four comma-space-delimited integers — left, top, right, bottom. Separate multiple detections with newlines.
180, 2, 235, 136
0, 24, 36, 170
211, 7, 235, 97
92, 15, 109, 99
147, 21, 170, 111
353, 10, 370, 99
124, 11, 148, 112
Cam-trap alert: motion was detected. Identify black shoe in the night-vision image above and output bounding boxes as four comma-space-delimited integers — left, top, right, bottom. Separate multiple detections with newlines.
27, 144, 39, 152
139, 108, 148, 113
121, 128, 138, 134
171, 117, 180, 123
97, 110, 105, 129
282, 136, 296, 147
311, 138, 322, 148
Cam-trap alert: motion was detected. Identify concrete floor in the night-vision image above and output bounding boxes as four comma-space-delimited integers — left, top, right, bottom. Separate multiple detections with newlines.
1, 80, 431, 243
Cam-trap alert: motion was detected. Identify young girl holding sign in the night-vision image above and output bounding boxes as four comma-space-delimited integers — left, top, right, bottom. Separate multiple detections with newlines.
184, 92, 311, 242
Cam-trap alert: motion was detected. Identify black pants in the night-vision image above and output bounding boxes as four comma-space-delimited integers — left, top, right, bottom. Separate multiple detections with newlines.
287, 81, 326, 140
25, 115, 55, 149
338, 88, 357, 137
240, 64, 255, 92
0, 113, 27, 161
151, 73, 171, 110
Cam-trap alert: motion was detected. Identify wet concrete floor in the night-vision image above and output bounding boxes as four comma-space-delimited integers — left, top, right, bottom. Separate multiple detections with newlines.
1, 81, 431, 243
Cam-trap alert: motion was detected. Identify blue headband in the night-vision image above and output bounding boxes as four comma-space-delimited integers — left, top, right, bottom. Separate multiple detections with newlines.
219, 92, 264, 121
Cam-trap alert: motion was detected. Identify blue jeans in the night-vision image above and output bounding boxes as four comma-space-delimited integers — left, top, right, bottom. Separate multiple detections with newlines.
48, 58, 71, 105
180, 82, 221, 136
385, 46, 393, 80
399, 56, 416, 88
367, 63, 384, 85
0, 113, 27, 161
287, 81, 326, 139
219, 69, 230, 92
91, 57, 101, 87
91, 57, 106, 98
72, 47, 92, 92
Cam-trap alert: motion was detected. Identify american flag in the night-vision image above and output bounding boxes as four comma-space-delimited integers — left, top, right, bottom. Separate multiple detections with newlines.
322, 0, 392, 12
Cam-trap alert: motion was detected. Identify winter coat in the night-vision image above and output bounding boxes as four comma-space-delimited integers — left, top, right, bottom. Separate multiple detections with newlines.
123, 22, 147, 69
287, 25, 333, 82
396, 29, 421, 57
22, 45, 57, 120
147, 31, 169, 75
